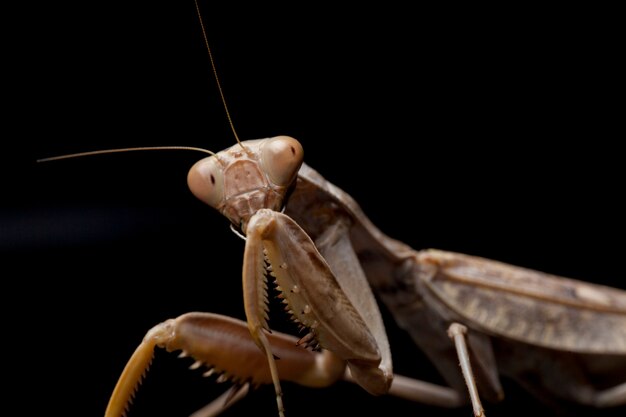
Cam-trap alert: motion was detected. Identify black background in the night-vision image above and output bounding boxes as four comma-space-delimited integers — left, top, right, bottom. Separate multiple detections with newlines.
5, 2, 624, 416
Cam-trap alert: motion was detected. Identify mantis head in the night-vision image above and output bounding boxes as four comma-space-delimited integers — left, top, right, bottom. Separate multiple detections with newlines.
187, 136, 304, 232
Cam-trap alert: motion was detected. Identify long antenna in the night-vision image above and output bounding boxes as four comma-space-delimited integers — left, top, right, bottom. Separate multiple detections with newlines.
37, 146, 216, 163
39, 3, 241, 163
194, 0, 244, 149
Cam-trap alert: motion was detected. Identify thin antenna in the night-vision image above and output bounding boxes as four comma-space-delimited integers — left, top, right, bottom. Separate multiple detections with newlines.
194, 0, 245, 150
37, 146, 216, 163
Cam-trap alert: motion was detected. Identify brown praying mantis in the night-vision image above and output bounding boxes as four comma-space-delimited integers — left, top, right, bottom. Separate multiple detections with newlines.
38, 3, 625, 417
94, 133, 625, 417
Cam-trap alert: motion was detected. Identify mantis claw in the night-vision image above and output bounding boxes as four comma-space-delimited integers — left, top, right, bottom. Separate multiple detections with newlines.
243, 209, 390, 398
105, 312, 345, 417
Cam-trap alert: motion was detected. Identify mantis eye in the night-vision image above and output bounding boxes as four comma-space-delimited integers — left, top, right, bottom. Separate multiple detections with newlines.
187, 156, 224, 208
261, 136, 304, 186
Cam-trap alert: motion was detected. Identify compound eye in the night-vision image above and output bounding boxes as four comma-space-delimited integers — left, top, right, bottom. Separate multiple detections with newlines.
187, 156, 224, 208
260, 136, 304, 186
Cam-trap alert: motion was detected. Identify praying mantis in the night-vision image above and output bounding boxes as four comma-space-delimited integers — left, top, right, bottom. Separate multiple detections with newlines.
30, 3, 625, 417
96, 134, 626, 417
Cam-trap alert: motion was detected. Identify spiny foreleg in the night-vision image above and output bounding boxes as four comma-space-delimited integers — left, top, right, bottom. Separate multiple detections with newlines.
105, 312, 345, 417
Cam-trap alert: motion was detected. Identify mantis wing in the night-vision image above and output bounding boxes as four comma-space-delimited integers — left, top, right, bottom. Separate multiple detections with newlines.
418, 249, 626, 354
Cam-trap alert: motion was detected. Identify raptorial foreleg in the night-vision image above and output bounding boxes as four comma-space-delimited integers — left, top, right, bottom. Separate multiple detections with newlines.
105, 312, 345, 417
